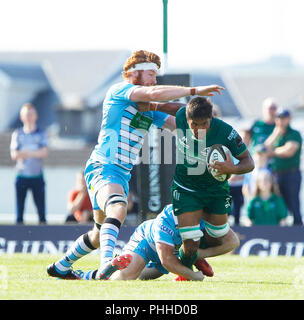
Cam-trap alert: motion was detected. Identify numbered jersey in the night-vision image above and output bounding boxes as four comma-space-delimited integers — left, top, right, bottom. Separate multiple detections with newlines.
174, 107, 247, 191
89, 81, 168, 171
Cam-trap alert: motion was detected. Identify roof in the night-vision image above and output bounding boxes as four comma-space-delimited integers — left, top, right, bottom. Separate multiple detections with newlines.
0, 50, 131, 106
0, 63, 49, 82
222, 70, 304, 118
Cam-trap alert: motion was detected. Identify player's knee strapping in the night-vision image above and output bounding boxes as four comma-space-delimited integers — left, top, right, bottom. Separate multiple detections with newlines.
204, 221, 230, 238
103, 193, 128, 214
94, 193, 128, 231
179, 225, 204, 242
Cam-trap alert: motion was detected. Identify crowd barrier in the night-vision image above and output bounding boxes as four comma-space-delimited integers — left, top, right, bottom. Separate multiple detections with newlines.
0, 225, 303, 257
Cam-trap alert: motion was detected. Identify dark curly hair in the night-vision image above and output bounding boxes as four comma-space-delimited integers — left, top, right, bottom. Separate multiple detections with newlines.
186, 97, 213, 120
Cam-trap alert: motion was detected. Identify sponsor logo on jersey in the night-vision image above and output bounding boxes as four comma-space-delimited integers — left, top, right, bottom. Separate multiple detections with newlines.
158, 223, 174, 236
227, 129, 238, 141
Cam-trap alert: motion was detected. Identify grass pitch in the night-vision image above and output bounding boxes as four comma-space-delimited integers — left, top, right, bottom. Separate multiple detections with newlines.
1, 253, 304, 300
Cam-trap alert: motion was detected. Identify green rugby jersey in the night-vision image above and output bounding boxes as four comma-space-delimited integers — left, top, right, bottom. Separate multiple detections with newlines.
250, 120, 275, 148
270, 125, 302, 172
174, 107, 247, 191
247, 194, 287, 225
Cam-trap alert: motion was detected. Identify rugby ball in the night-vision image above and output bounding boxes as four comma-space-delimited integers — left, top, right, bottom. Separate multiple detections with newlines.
207, 144, 231, 182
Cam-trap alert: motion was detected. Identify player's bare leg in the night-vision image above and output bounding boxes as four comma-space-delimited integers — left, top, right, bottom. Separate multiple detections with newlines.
110, 251, 146, 280
138, 267, 164, 280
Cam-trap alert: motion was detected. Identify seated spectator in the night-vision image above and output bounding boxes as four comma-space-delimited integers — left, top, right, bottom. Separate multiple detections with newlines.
65, 171, 93, 224
247, 170, 287, 225
242, 144, 271, 200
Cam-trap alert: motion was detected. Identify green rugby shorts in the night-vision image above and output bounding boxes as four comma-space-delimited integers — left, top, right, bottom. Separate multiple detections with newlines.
171, 181, 232, 216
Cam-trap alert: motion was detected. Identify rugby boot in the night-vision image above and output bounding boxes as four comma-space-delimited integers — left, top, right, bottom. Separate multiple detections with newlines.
47, 263, 81, 280
174, 275, 189, 281
96, 253, 132, 280
194, 258, 214, 277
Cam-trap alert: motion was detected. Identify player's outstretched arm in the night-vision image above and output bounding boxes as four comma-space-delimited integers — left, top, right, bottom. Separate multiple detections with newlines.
131, 84, 225, 103
156, 242, 204, 281
197, 229, 240, 259
195, 85, 225, 97
137, 101, 185, 116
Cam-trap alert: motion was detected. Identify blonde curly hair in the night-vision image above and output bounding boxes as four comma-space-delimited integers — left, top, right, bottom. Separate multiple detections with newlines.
122, 50, 161, 79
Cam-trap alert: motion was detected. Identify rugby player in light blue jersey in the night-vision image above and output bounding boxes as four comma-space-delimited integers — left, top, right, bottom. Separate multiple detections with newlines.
47, 50, 224, 280
72, 204, 239, 281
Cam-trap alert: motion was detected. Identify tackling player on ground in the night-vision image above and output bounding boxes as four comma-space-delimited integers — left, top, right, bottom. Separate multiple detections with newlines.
72, 204, 239, 281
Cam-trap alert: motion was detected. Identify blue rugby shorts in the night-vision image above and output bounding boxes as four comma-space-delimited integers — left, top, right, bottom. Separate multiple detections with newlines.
84, 160, 131, 211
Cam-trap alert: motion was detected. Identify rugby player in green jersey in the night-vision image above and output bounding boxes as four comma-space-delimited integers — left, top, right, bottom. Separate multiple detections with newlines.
170, 97, 254, 278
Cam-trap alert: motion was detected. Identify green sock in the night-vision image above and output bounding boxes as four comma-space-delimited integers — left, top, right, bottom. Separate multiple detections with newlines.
179, 247, 198, 269
199, 235, 208, 249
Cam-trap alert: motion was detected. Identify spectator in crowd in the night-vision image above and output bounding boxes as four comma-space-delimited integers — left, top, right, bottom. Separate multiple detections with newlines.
242, 144, 271, 201
247, 170, 287, 225
65, 171, 93, 224
10, 103, 48, 224
228, 129, 251, 225
264, 108, 303, 225
249, 97, 278, 148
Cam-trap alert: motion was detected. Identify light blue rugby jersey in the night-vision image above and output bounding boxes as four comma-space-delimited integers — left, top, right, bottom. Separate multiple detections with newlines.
143, 204, 205, 254
89, 81, 169, 171
146, 204, 181, 254
143, 204, 205, 255
126, 204, 205, 271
